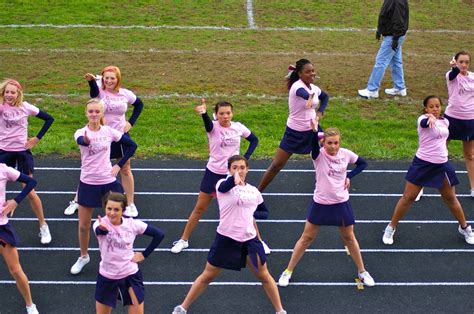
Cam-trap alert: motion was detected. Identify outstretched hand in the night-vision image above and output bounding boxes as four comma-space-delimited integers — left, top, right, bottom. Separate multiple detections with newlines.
97, 215, 109, 231
450, 57, 457, 68
84, 73, 97, 81
195, 97, 207, 114
425, 114, 437, 128
305, 93, 315, 109
233, 171, 244, 186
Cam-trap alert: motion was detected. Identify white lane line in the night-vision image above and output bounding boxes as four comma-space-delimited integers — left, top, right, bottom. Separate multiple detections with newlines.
6, 190, 473, 197
246, 0, 256, 29
0, 24, 472, 34
9, 218, 474, 224
1, 280, 473, 286
31, 167, 468, 174
16, 247, 474, 253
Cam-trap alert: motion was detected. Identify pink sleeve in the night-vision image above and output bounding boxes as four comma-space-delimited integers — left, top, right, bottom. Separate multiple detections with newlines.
92, 220, 100, 237
347, 149, 359, 164
5, 166, 20, 182
74, 128, 85, 141
132, 219, 148, 235
257, 190, 264, 205
23, 102, 40, 116
238, 123, 251, 138
109, 127, 123, 142
123, 88, 137, 104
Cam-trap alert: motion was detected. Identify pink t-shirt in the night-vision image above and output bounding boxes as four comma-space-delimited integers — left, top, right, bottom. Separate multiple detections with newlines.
93, 216, 147, 280
206, 121, 251, 175
74, 125, 123, 185
0, 102, 40, 151
445, 70, 474, 120
99, 88, 137, 133
0, 164, 20, 226
216, 179, 263, 242
313, 147, 358, 205
287, 79, 321, 132
415, 115, 449, 164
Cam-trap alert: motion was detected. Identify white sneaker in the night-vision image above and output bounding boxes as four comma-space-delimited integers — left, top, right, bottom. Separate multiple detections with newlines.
124, 203, 139, 218
26, 304, 39, 314
64, 200, 79, 216
70, 255, 90, 275
172, 305, 187, 314
415, 188, 423, 202
458, 225, 474, 245
276, 311, 287, 314
470, 189, 474, 198
171, 239, 189, 253
358, 88, 379, 99
385, 87, 407, 96
382, 224, 395, 245
261, 240, 271, 255
39, 224, 52, 244
278, 270, 292, 287
358, 271, 375, 287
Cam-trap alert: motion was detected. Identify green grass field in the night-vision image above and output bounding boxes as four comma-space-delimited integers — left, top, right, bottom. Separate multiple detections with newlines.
1, 0, 473, 159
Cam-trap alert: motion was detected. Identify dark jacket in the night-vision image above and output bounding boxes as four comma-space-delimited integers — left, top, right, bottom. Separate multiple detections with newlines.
377, 0, 409, 39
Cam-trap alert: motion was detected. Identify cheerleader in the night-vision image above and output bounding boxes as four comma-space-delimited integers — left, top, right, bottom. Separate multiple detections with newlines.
278, 124, 375, 287
258, 58, 329, 192
94, 192, 164, 314
170, 99, 262, 253
0, 79, 53, 245
70, 98, 137, 275
382, 95, 474, 245
0, 163, 39, 313
172, 155, 286, 314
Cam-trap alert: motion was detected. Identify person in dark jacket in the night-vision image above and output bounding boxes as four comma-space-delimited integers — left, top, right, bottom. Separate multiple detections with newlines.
358, 0, 409, 99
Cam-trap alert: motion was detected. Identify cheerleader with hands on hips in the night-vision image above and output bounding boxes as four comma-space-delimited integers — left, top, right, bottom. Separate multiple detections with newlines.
382, 95, 474, 245
0, 163, 39, 314
172, 155, 286, 314
258, 58, 329, 192
170, 98, 271, 254
278, 121, 375, 288
70, 98, 137, 275
94, 192, 164, 314
65, 66, 144, 217
0, 79, 54, 245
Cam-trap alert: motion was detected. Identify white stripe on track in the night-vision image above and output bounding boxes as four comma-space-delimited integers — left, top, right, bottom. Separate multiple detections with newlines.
16, 247, 474, 253
0, 24, 472, 34
246, 0, 256, 29
9, 218, 474, 224
30, 167, 468, 174
6, 190, 473, 197
1, 280, 474, 286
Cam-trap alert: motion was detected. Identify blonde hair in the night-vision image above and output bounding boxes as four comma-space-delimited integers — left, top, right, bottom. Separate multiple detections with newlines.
0, 79, 24, 107
85, 98, 106, 125
324, 127, 341, 139
101, 65, 122, 93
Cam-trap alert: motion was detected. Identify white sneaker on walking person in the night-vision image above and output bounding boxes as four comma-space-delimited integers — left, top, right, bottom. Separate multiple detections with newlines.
385, 87, 407, 96
172, 305, 187, 314
278, 270, 292, 287
64, 200, 79, 216
261, 240, 271, 255
382, 224, 396, 245
358, 271, 375, 287
458, 225, 474, 245
123, 203, 139, 217
171, 239, 189, 253
39, 224, 52, 244
70, 255, 90, 275
357, 88, 379, 99
26, 304, 39, 314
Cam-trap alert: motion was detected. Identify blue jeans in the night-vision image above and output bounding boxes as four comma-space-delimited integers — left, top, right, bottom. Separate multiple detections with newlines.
366, 35, 406, 91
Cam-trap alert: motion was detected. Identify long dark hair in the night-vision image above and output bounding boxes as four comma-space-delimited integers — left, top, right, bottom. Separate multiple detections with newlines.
287, 59, 312, 90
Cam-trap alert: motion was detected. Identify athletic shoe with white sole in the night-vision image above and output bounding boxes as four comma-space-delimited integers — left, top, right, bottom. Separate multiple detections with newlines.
458, 225, 474, 245
385, 87, 407, 96
171, 239, 189, 253
172, 305, 187, 314
39, 224, 52, 244
470, 190, 474, 198
278, 270, 292, 287
124, 203, 139, 217
26, 304, 39, 314
358, 88, 379, 99
261, 240, 271, 255
358, 271, 375, 287
70, 255, 90, 275
64, 200, 79, 216
382, 224, 396, 245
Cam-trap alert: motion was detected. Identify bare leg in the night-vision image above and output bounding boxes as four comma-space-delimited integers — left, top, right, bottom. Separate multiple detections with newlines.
95, 301, 112, 314
180, 262, 221, 310
389, 181, 422, 228
438, 178, 468, 227
258, 148, 292, 192
180, 192, 214, 241
127, 286, 144, 314
339, 225, 365, 273
247, 256, 284, 312
78, 205, 93, 256
1, 245, 34, 307
286, 221, 320, 272
462, 140, 474, 191
119, 159, 135, 205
